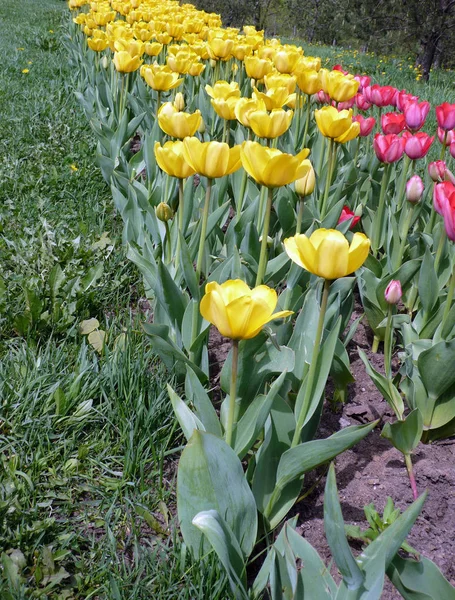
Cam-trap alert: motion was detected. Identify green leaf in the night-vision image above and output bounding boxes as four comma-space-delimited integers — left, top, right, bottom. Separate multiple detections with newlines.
381, 409, 423, 455
48, 264, 65, 301
418, 339, 455, 400
185, 368, 222, 437
418, 248, 439, 313
192, 510, 248, 600
358, 349, 404, 418
233, 371, 287, 459
387, 555, 455, 600
156, 260, 187, 329
167, 383, 205, 441
274, 421, 376, 495
324, 464, 364, 590
177, 431, 257, 558
81, 263, 104, 292
178, 232, 199, 299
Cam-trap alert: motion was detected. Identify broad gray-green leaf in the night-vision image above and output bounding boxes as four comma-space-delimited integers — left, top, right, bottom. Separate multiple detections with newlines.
185, 368, 222, 437
387, 555, 455, 600
381, 409, 423, 455
418, 339, 455, 400
167, 384, 205, 441
177, 431, 257, 558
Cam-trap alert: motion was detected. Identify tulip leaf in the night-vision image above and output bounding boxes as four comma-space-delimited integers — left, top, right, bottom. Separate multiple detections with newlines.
192, 510, 248, 600
233, 371, 287, 459
177, 431, 257, 558
264, 251, 291, 283
178, 233, 199, 299
287, 288, 319, 382
381, 409, 423, 455
387, 555, 455, 599
358, 349, 404, 418
273, 421, 376, 495
156, 260, 188, 330
324, 464, 364, 591
417, 339, 455, 400
167, 383, 205, 441
185, 368, 222, 437
418, 248, 439, 313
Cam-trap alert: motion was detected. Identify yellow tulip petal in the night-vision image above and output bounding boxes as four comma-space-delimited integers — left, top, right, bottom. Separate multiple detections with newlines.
284, 236, 313, 273
347, 233, 370, 274
314, 233, 349, 279
219, 279, 251, 304
251, 285, 277, 312
225, 295, 256, 339
200, 290, 233, 338
293, 234, 317, 272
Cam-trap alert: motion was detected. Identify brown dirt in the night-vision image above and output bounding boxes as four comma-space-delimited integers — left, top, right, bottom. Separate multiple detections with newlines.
206, 305, 455, 597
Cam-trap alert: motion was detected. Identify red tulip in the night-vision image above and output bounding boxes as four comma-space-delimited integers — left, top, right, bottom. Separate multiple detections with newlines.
403, 100, 431, 132
353, 114, 376, 136
333, 64, 349, 75
336, 98, 356, 110
381, 112, 406, 135
434, 181, 455, 240
402, 131, 434, 159
365, 84, 397, 107
338, 205, 360, 228
438, 127, 455, 146
354, 75, 371, 92
355, 93, 372, 111
436, 102, 455, 131
373, 133, 405, 163
428, 160, 447, 182
396, 90, 419, 112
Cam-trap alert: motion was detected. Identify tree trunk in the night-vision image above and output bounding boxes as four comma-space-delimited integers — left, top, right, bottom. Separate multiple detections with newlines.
417, 30, 441, 81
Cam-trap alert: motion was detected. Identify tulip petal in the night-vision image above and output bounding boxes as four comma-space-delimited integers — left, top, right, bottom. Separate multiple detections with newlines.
347, 233, 370, 274
218, 279, 251, 304
314, 233, 349, 279
200, 290, 233, 338
284, 235, 315, 273
251, 285, 278, 312
225, 295, 256, 339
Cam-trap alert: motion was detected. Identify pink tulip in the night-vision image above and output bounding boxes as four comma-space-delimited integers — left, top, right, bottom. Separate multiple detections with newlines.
403, 100, 431, 132
434, 181, 455, 240
338, 205, 360, 228
402, 132, 434, 159
436, 102, 455, 131
365, 84, 397, 107
406, 175, 424, 203
384, 280, 402, 304
438, 127, 455, 146
336, 97, 356, 110
353, 115, 376, 136
373, 133, 405, 163
355, 93, 372, 111
396, 90, 419, 112
428, 160, 447, 182
354, 75, 371, 92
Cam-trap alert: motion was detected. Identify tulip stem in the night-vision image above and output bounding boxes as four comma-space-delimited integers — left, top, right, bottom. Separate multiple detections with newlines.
320, 138, 335, 220
256, 187, 274, 286
372, 163, 391, 257
441, 262, 455, 336
296, 196, 305, 235
384, 304, 394, 379
175, 179, 185, 273
405, 453, 418, 500
434, 226, 446, 272
156, 91, 162, 122
235, 169, 248, 225
353, 136, 361, 166
291, 278, 330, 448
302, 95, 311, 150
164, 221, 172, 264
257, 184, 267, 232
440, 132, 448, 160
393, 203, 416, 271
225, 339, 239, 447
222, 118, 228, 144
397, 155, 411, 210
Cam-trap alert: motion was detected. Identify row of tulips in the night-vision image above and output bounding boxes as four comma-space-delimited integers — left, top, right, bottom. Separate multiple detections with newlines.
66, 0, 455, 597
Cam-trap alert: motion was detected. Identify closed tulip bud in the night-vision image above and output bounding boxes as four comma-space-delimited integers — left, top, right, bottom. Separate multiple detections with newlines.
155, 202, 173, 222
174, 92, 185, 111
295, 164, 316, 196
406, 175, 424, 203
428, 160, 446, 182
403, 131, 434, 160
403, 100, 431, 132
381, 112, 406, 135
101, 55, 109, 69
384, 280, 402, 304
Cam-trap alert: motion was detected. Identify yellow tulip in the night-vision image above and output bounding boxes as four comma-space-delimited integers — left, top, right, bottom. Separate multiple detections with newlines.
264, 73, 296, 94
296, 69, 323, 95
244, 56, 273, 80
334, 122, 360, 143
182, 138, 242, 179
232, 43, 252, 61
273, 49, 302, 74
292, 55, 321, 74
205, 80, 240, 100
113, 51, 143, 73
253, 86, 295, 110
88, 37, 109, 52
234, 97, 267, 127
211, 96, 238, 120
144, 42, 163, 56
158, 104, 202, 138
295, 164, 316, 196
324, 70, 359, 102
284, 229, 370, 279
240, 141, 311, 188
154, 141, 196, 179
188, 62, 206, 76
208, 37, 234, 60
248, 109, 294, 139
315, 106, 358, 142
167, 51, 199, 74
200, 280, 292, 340
140, 64, 183, 91
114, 39, 144, 57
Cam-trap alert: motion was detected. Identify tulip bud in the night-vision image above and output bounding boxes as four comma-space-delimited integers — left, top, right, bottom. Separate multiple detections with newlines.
155, 202, 173, 222
197, 118, 206, 134
210, 59, 216, 68
174, 92, 185, 111
428, 160, 446, 182
295, 165, 316, 196
250, 78, 256, 88
406, 175, 424, 203
259, 235, 273, 247
101, 55, 109, 69
444, 167, 455, 186
384, 280, 402, 304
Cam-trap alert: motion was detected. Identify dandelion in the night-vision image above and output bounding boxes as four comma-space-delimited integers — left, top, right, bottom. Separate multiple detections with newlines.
22, 68, 29, 74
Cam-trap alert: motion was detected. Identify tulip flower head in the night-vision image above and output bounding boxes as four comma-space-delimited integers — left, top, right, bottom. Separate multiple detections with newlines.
353, 115, 376, 137
381, 112, 406, 135
248, 108, 294, 139
154, 141, 196, 179
365, 85, 397, 108
436, 102, 455, 131
200, 280, 293, 340
284, 229, 370, 280
403, 132, 434, 160
438, 127, 455, 146
373, 133, 405, 163
406, 175, 424, 203
338, 206, 360, 228
315, 106, 360, 142
240, 141, 310, 188
158, 103, 202, 138
403, 100, 431, 132
183, 138, 242, 179
384, 280, 402, 304
295, 164, 316, 196
428, 160, 447, 183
